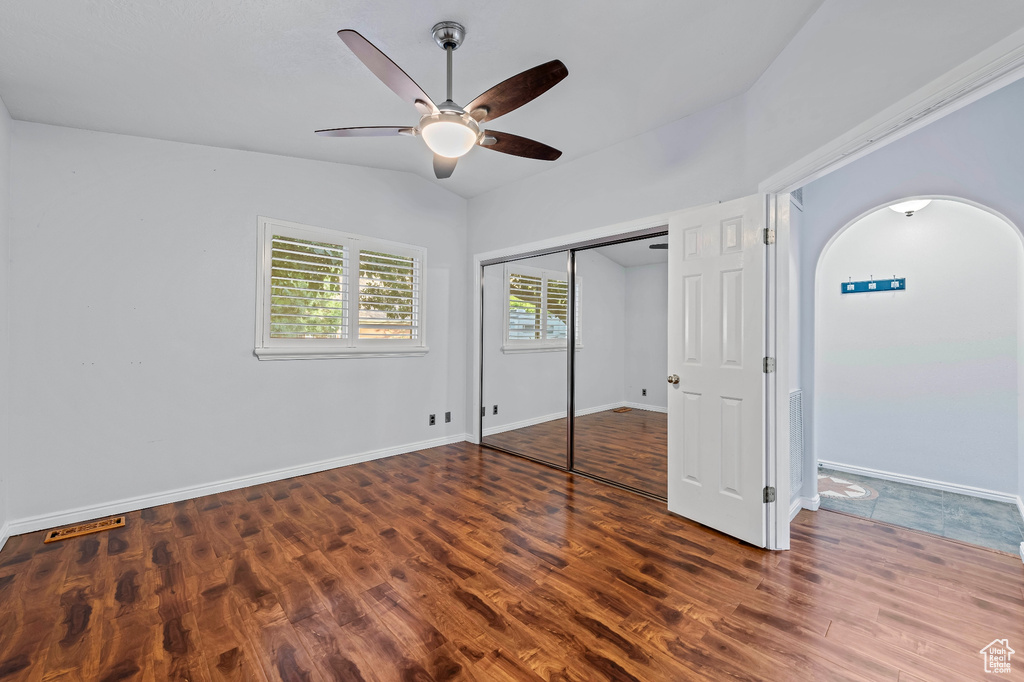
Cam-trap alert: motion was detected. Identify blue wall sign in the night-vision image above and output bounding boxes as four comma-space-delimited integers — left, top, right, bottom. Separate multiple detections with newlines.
841, 278, 906, 294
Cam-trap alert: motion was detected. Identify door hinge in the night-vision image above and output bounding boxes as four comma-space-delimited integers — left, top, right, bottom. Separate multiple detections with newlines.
763, 357, 776, 373
481, 406, 486, 417
763, 228, 776, 245
763, 486, 777, 503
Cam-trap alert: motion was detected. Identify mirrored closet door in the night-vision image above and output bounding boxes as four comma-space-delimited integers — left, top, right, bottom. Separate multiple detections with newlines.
572, 236, 669, 497
480, 233, 668, 499
481, 254, 569, 467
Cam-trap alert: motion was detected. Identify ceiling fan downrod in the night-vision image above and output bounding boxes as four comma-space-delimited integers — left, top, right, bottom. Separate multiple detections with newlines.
431, 21, 465, 105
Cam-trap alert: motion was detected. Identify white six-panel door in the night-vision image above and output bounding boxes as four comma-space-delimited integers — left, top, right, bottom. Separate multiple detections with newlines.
667, 194, 768, 547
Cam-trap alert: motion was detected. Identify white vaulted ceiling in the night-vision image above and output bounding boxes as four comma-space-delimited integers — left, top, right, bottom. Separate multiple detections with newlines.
0, 0, 826, 197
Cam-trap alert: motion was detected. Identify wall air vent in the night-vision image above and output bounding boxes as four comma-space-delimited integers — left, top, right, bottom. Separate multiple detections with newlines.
790, 390, 804, 498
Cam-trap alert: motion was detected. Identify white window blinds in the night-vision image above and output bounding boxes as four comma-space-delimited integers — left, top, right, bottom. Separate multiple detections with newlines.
545, 277, 569, 340
508, 272, 544, 340
256, 218, 427, 359
504, 264, 580, 350
269, 235, 348, 339
358, 249, 421, 341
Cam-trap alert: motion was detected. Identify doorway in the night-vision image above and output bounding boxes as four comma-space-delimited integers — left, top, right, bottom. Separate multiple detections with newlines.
812, 197, 1024, 553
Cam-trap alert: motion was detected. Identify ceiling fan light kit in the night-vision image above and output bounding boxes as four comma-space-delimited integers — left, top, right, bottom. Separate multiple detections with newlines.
420, 109, 480, 158
316, 21, 567, 178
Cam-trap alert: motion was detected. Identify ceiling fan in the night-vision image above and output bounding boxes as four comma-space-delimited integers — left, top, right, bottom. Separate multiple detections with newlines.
316, 21, 568, 179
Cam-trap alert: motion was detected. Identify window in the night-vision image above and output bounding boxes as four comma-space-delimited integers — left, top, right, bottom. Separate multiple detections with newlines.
255, 217, 427, 359
503, 263, 580, 352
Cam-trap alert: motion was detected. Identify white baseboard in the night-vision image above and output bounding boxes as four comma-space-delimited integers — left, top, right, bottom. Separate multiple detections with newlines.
789, 494, 820, 521
623, 402, 668, 414
481, 401, 644, 437
819, 460, 1022, 508
0, 522, 9, 554
483, 412, 565, 437
577, 402, 629, 417
6, 433, 472, 538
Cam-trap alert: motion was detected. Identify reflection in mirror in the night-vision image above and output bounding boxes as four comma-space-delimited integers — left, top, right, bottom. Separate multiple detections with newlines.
572, 235, 668, 497
481, 254, 569, 466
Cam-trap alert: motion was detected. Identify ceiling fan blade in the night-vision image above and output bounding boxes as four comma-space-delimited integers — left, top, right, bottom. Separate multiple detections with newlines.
338, 30, 439, 115
315, 126, 414, 137
466, 60, 568, 123
479, 130, 562, 161
433, 155, 458, 179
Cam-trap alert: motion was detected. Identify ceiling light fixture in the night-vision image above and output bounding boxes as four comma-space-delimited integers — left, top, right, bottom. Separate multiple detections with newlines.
888, 199, 932, 217
420, 108, 481, 159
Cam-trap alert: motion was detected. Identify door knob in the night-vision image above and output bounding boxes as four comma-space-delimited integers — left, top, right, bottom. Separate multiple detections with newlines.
667, 374, 679, 385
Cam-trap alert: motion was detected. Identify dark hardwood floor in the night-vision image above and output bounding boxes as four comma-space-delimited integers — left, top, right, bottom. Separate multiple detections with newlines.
573, 409, 666, 497
482, 408, 667, 497
481, 416, 568, 467
1, 442, 1022, 681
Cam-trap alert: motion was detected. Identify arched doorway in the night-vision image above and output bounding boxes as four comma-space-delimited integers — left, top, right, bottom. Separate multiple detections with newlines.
812, 197, 1024, 553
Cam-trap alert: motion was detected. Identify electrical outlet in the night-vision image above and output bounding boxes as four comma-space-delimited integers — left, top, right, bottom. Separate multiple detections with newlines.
493, 405, 498, 415
429, 414, 436, 426
445, 411, 451, 423
642, 388, 647, 396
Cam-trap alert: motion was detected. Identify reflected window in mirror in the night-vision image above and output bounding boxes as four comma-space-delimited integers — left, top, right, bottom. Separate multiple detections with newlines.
503, 263, 580, 353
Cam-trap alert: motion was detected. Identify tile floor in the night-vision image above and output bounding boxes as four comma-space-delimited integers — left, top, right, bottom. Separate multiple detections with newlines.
818, 467, 1024, 554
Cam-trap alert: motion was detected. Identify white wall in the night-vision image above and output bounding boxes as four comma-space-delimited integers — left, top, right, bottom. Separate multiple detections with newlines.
800, 76, 1024, 501
574, 250, 627, 412
624, 263, 668, 410
8, 122, 469, 527
0, 95, 11, 546
816, 201, 1020, 493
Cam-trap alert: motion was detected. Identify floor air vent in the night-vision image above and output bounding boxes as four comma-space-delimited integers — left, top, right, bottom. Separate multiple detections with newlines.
44, 515, 125, 543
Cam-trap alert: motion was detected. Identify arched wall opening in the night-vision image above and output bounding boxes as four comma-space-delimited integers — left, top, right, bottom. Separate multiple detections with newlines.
814, 197, 1024, 495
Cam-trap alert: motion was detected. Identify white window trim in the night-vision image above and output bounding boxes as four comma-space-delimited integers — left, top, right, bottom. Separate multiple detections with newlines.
501, 263, 582, 354
255, 217, 428, 360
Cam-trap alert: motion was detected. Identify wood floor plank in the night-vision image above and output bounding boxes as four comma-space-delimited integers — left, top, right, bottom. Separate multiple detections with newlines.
1, 442, 1022, 681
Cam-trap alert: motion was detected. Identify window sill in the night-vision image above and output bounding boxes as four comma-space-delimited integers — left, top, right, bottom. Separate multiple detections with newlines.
501, 344, 583, 355
255, 346, 429, 360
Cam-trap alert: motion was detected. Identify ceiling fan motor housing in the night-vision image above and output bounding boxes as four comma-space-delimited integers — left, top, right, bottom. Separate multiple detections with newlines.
431, 21, 465, 50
